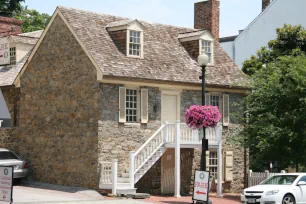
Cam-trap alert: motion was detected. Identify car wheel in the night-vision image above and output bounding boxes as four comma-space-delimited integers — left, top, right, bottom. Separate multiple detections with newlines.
282, 194, 295, 204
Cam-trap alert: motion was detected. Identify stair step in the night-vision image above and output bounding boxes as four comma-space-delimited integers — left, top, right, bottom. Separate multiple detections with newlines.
118, 177, 130, 183
117, 188, 137, 195
121, 173, 129, 178
117, 182, 133, 189
126, 193, 150, 199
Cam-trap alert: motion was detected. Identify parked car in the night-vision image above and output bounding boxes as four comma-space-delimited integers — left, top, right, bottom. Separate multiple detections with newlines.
0, 148, 28, 180
241, 173, 306, 204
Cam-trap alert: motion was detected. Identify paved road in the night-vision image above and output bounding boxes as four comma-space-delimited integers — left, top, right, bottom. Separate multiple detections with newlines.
0, 182, 151, 204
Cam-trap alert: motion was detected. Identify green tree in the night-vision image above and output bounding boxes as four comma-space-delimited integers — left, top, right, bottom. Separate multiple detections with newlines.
0, 0, 24, 16
244, 56, 306, 171
242, 25, 306, 76
13, 6, 51, 33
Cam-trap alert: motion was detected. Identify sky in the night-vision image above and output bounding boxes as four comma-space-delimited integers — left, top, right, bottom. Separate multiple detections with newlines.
22, 0, 262, 37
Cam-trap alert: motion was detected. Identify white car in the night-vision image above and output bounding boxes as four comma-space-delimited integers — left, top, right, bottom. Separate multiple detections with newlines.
241, 173, 306, 204
0, 148, 29, 179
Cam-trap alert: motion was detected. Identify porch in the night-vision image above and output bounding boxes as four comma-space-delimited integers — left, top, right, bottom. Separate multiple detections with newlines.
99, 121, 223, 198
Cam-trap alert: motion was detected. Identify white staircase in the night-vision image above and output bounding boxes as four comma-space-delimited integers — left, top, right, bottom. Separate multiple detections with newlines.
99, 122, 222, 195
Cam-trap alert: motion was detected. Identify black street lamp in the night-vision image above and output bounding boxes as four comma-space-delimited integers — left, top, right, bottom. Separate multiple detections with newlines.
198, 54, 210, 172
197, 54, 212, 204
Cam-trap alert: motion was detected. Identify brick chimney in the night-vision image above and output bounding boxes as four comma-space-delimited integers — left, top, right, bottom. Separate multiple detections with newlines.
0, 16, 22, 37
262, 0, 272, 11
194, 0, 220, 40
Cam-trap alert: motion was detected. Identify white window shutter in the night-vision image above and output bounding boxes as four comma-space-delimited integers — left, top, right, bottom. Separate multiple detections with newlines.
223, 94, 229, 126
225, 151, 233, 181
206, 151, 210, 171
205, 93, 211, 106
141, 89, 148, 123
119, 87, 126, 123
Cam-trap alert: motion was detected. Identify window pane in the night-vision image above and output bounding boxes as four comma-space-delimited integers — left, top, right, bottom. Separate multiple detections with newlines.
126, 102, 129, 108
134, 103, 137, 108
133, 116, 137, 122
133, 110, 136, 115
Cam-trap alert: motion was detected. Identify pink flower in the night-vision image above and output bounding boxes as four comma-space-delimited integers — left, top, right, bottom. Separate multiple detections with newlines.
185, 105, 221, 129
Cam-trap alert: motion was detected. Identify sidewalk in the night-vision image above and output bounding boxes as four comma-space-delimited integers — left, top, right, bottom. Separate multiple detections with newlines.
144, 194, 240, 204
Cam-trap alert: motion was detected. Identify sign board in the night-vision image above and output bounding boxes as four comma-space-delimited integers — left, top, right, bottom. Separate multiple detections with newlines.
193, 170, 209, 202
0, 89, 11, 128
0, 166, 13, 203
0, 38, 10, 65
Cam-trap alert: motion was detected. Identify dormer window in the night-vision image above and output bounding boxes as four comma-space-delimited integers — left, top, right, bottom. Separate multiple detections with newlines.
129, 30, 141, 57
106, 19, 144, 59
178, 30, 214, 65
201, 40, 212, 63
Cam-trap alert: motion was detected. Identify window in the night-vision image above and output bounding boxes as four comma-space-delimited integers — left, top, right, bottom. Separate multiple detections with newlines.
210, 95, 220, 109
0, 151, 19, 160
126, 89, 138, 123
201, 40, 212, 63
10, 47, 16, 65
129, 31, 141, 56
209, 151, 218, 179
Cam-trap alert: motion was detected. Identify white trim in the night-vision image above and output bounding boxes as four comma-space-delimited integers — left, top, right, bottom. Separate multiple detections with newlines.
106, 20, 144, 32
126, 29, 144, 59
102, 78, 248, 94
234, 0, 279, 42
124, 86, 140, 123
199, 39, 214, 65
13, 8, 103, 87
161, 90, 181, 125
178, 30, 214, 42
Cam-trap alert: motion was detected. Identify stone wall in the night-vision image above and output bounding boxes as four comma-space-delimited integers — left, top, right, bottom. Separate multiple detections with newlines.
17, 15, 100, 189
181, 90, 247, 193
0, 86, 20, 150
99, 84, 161, 173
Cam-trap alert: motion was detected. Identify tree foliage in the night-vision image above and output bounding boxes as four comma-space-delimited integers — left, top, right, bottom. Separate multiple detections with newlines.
244, 56, 306, 171
13, 6, 50, 33
0, 0, 24, 16
238, 24, 306, 172
242, 25, 306, 76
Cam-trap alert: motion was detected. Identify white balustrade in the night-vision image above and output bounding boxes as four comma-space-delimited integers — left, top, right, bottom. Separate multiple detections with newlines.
100, 162, 112, 184
132, 124, 166, 174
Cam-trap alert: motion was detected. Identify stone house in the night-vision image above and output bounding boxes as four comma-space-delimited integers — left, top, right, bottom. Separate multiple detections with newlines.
0, 0, 249, 195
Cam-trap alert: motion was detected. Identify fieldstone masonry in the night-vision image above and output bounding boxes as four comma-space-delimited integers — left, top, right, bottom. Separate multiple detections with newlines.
17, 16, 100, 189
99, 86, 246, 194
99, 84, 161, 173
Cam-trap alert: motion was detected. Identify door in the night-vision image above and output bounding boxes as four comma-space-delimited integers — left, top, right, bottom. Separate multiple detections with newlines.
295, 176, 306, 204
161, 92, 180, 123
161, 149, 175, 194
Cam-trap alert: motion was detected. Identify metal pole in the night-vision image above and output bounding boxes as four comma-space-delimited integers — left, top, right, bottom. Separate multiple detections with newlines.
201, 65, 206, 171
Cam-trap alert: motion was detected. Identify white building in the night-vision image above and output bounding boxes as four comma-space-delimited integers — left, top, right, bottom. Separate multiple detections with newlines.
220, 0, 306, 68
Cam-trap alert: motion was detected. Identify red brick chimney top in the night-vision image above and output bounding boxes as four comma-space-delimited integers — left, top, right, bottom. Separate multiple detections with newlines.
0, 16, 22, 37
194, 0, 220, 40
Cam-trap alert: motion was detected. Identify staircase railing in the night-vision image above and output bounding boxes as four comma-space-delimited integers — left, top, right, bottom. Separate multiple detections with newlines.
129, 124, 166, 187
99, 160, 118, 195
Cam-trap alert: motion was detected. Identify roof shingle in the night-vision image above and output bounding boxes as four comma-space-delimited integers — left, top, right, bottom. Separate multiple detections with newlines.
58, 6, 248, 88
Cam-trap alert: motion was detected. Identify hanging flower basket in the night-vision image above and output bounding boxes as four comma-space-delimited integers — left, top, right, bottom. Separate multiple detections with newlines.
185, 105, 221, 129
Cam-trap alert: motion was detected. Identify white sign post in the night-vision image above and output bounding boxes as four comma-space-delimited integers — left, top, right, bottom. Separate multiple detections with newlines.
193, 170, 210, 203
0, 38, 10, 66
0, 166, 13, 203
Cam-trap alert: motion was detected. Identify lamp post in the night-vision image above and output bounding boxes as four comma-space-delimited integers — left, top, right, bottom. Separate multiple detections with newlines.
197, 54, 212, 204
198, 54, 210, 172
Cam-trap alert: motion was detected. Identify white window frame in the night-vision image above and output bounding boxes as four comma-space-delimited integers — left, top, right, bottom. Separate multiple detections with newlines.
127, 30, 143, 58
209, 151, 218, 179
126, 29, 143, 59
125, 87, 140, 123
200, 39, 213, 64
10, 47, 16, 65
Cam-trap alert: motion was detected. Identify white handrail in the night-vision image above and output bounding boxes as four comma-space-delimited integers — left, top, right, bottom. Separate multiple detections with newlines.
134, 124, 165, 156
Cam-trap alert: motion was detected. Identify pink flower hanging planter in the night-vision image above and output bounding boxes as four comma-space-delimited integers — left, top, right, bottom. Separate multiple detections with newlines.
185, 105, 221, 129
